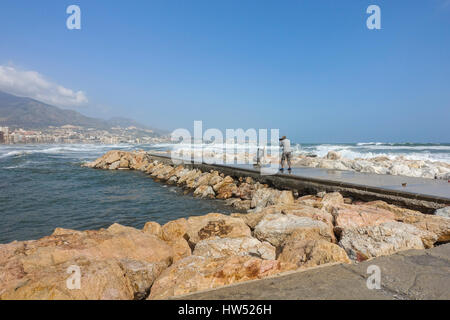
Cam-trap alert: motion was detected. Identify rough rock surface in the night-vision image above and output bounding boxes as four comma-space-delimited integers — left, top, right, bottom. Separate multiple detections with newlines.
278, 239, 350, 268
0, 224, 173, 300
253, 214, 335, 248
148, 255, 283, 300
435, 207, 450, 219
339, 221, 438, 261
186, 213, 251, 245
193, 237, 276, 260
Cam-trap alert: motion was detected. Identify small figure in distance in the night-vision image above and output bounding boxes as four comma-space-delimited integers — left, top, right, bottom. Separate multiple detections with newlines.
279, 135, 292, 173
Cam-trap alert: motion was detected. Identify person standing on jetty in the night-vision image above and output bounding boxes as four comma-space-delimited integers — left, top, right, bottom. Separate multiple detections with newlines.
279, 136, 292, 172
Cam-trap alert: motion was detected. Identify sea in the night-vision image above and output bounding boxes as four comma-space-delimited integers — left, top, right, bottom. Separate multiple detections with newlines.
1, 142, 449, 244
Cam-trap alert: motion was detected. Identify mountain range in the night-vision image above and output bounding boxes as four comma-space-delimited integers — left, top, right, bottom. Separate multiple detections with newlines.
0, 91, 167, 135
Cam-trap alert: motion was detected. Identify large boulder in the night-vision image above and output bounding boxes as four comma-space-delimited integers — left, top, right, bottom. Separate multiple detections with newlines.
321, 192, 344, 212
250, 189, 294, 211
339, 221, 438, 261
0, 224, 174, 300
193, 185, 216, 199
186, 213, 251, 246
253, 214, 335, 248
142, 221, 163, 238
226, 199, 252, 211
332, 204, 396, 230
148, 255, 282, 300
215, 183, 238, 200
364, 201, 450, 243
278, 239, 350, 268
231, 211, 267, 229
193, 237, 276, 260
161, 218, 188, 242
237, 183, 255, 200
280, 204, 334, 230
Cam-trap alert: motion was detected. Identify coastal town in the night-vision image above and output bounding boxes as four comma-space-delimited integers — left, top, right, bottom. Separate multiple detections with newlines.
0, 125, 169, 145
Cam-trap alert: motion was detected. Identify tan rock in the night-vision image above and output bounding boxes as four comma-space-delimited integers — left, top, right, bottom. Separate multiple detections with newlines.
119, 259, 167, 300
365, 201, 450, 242
254, 214, 335, 248
142, 222, 162, 239
216, 183, 238, 200
231, 211, 267, 229
339, 221, 438, 261
1, 257, 135, 300
321, 192, 344, 212
226, 199, 252, 211
0, 223, 175, 300
119, 158, 129, 169
295, 195, 323, 208
332, 204, 396, 230
186, 213, 251, 245
193, 237, 276, 260
278, 239, 350, 268
161, 218, 188, 241
238, 183, 255, 200
213, 176, 234, 192
166, 238, 191, 262
193, 185, 215, 198
109, 161, 120, 170
148, 255, 282, 300
275, 191, 295, 206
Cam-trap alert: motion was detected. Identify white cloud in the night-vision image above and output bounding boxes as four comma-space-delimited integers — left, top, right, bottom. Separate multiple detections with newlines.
0, 65, 88, 107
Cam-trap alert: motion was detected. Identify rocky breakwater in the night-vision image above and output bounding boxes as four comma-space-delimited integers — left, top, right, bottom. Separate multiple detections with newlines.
291, 151, 450, 180
1, 150, 448, 300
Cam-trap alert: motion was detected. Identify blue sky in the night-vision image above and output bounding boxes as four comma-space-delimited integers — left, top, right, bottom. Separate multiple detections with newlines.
0, 0, 449, 143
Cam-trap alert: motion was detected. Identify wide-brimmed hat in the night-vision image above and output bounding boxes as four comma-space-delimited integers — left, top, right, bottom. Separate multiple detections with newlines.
279, 136, 286, 141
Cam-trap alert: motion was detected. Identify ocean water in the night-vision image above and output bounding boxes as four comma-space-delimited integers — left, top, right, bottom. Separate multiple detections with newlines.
1, 142, 449, 244
0, 144, 235, 244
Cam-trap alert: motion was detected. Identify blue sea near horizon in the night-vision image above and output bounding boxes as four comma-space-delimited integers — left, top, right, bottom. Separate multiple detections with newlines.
1, 142, 449, 244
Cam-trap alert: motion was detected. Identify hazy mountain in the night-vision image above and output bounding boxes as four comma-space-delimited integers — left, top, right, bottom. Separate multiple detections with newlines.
0, 91, 166, 135
107, 117, 169, 135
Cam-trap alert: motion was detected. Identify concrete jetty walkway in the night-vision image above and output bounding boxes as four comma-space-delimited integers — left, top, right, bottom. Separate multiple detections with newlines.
148, 154, 450, 213
175, 243, 450, 300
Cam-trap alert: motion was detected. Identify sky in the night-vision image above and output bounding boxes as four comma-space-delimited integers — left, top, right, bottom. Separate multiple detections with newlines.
0, 0, 449, 143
